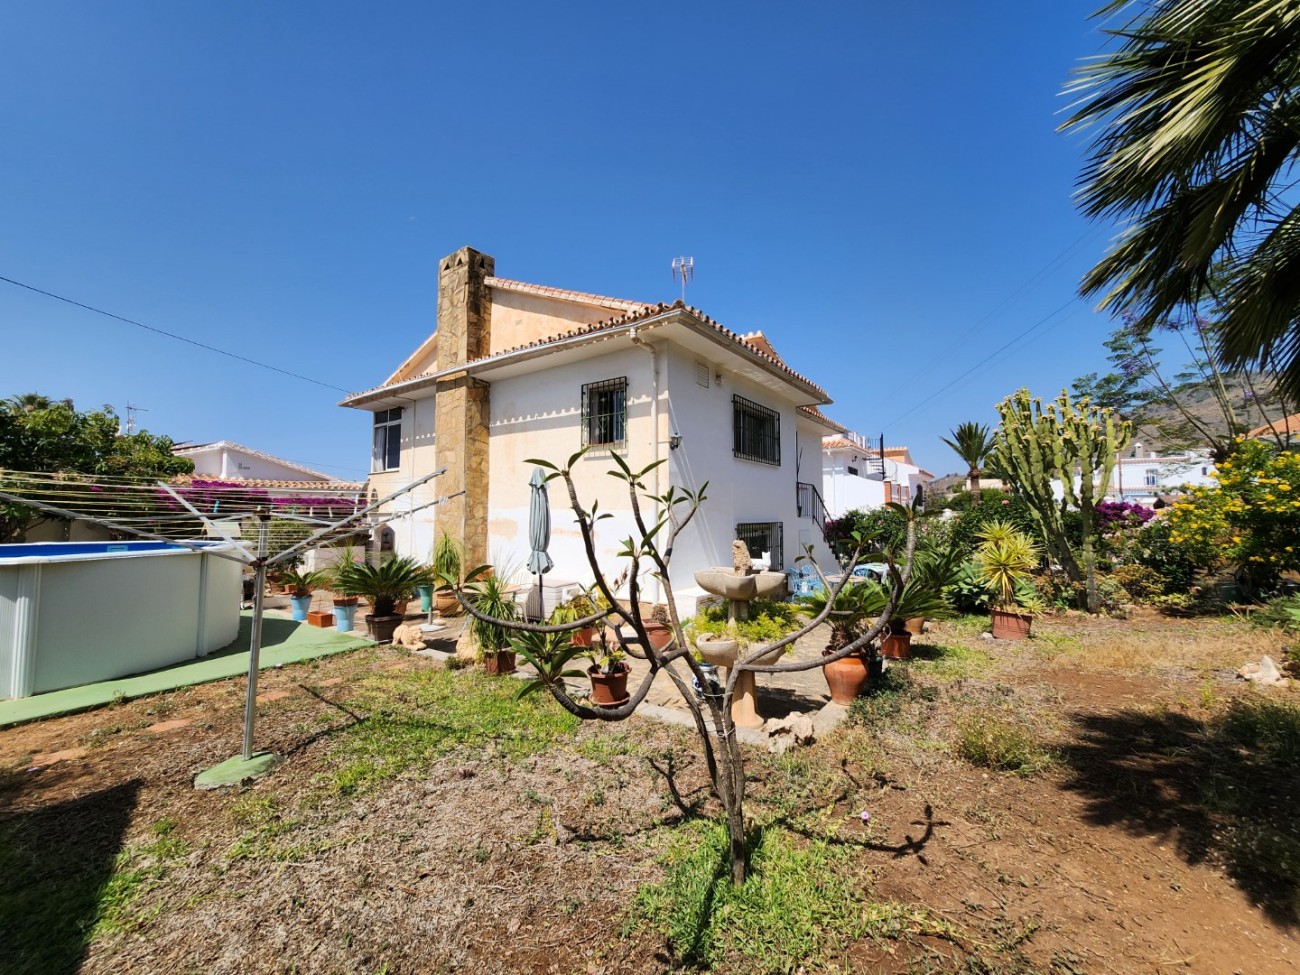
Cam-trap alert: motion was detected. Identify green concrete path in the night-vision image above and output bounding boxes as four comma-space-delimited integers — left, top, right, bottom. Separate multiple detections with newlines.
0, 612, 372, 728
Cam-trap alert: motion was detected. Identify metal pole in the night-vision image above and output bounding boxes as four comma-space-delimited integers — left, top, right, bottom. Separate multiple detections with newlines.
242, 508, 270, 761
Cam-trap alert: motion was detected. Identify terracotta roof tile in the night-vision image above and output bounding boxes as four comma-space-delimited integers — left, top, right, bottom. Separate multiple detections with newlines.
172, 474, 366, 491
1248, 412, 1300, 438
470, 300, 829, 400
797, 405, 848, 433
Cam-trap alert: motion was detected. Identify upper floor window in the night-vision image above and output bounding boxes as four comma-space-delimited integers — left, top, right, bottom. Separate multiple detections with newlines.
733, 394, 780, 465
372, 407, 403, 472
582, 377, 627, 448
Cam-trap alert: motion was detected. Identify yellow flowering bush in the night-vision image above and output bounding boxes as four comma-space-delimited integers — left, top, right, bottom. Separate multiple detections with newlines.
1167, 439, 1300, 589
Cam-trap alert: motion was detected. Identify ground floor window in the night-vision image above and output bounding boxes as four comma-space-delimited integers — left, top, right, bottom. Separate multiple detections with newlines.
735, 521, 783, 571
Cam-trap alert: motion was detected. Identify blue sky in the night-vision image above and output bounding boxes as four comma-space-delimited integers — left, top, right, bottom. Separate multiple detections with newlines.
0, 1, 1119, 481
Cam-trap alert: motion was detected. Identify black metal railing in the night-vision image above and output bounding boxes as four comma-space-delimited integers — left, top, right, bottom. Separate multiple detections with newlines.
796, 481, 827, 539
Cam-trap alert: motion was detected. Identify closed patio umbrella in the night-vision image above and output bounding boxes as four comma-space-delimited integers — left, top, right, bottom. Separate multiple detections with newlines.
526, 467, 554, 618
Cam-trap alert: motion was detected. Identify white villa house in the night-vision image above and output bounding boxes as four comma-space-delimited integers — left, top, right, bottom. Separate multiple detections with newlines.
340, 246, 844, 609
820, 433, 934, 519
1049, 447, 1218, 505
172, 441, 334, 483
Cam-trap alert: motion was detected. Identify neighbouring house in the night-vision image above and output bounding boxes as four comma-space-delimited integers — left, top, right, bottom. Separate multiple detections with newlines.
1248, 412, 1300, 447
1047, 447, 1218, 505
172, 441, 334, 482
339, 246, 844, 610
820, 433, 934, 518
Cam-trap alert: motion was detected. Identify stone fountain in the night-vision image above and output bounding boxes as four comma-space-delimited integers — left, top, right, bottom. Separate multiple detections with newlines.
692, 541, 789, 729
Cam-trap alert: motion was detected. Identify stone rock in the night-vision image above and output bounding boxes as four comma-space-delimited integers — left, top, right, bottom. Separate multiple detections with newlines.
1238, 655, 1288, 686
980, 631, 994, 641
763, 712, 817, 749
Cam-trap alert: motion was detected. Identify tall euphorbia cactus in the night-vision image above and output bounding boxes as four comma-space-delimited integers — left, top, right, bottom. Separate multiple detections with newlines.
992, 389, 1132, 614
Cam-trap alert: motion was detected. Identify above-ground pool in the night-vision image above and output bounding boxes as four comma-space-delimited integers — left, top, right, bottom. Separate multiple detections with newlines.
0, 541, 242, 699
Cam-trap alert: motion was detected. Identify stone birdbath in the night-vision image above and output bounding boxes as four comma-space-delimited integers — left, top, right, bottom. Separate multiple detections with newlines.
692, 541, 789, 729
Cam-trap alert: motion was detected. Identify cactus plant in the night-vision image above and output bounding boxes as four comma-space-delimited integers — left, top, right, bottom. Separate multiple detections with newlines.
991, 389, 1132, 613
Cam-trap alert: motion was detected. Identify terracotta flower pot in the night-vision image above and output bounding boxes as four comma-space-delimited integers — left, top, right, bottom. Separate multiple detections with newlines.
588, 661, 630, 707
307, 610, 335, 628
990, 608, 1032, 640
643, 621, 674, 651
571, 626, 596, 648
483, 649, 517, 676
880, 629, 913, 660
822, 650, 870, 705
903, 617, 926, 637
434, 589, 462, 617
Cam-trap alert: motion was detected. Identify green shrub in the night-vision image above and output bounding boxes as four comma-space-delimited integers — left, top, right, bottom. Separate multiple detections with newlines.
955, 712, 1054, 776
1109, 563, 1161, 602
1130, 518, 1204, 595
1255, 593, 1300, 634
689, 599, 805, 645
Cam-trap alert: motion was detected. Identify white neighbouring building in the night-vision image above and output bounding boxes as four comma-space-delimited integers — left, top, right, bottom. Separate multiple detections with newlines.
172, 441, 335, 483
340, 246, 845, 610
820, 434, 935, 518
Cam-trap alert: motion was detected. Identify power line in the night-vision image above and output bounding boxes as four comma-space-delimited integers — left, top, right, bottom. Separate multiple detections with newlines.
890, 225, 1106, 393
882, 295, 1081, 429
0, 273, 351, 393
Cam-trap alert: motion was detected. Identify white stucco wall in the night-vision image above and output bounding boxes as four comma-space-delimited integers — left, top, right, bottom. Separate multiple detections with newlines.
182, 445, 328, 482
366, 393, 440, 562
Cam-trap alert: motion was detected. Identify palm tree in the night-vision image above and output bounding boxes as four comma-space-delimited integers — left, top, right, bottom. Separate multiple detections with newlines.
5, 393, 53, 413
941, 421, 994, 501
1062, 0, 1300, 401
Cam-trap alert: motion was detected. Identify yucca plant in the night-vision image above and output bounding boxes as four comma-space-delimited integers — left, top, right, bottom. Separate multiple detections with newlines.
974, 521, 1040, 611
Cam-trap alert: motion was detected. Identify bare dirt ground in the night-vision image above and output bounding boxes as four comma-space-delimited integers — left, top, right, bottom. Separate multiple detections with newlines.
1, 612, 1296, 974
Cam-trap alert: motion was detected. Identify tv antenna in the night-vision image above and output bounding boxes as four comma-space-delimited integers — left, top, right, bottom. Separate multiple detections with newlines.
671, 256, 694, 303
125, 402, 148, 435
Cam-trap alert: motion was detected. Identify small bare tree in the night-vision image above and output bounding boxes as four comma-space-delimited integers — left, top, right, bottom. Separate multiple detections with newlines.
455, 451, 915, 885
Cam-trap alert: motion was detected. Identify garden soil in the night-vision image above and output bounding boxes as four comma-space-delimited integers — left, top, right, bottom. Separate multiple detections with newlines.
0, 614, 1296, 974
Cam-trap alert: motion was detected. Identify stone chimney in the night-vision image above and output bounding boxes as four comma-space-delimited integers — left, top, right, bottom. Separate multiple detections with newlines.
434, 246, 494, 568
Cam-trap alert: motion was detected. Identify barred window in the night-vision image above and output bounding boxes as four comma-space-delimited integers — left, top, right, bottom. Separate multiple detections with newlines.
372, 407, 403, 472
736, 521, 783, 571
581, 377, 627, 448
733, 394, 780, 465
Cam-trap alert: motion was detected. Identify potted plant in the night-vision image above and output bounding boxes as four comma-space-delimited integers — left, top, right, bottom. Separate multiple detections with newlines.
431, 534, 465, 617
550, 591, 599, 647
325, 547, 363, 633
802, 581, 885, 703
281, 568, 327, 623
687, 598, 807, 726
881, 576, 954, 660
586, 630, 630, 706
467, 571, 520, 674
333, 555, 427, 643
643, 603, 675, 652
974, 521, 1040, 640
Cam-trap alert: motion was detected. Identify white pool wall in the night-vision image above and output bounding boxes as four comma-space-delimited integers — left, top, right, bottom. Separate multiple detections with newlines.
0, 543, 242, 699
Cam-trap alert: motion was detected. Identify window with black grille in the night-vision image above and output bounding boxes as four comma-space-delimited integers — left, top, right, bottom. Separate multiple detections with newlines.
732, 395, 780, 464
736, 521, 783, 571
581, 377, 627, 448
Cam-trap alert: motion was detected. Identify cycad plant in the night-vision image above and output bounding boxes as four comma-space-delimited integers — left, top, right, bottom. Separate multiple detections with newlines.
333, 555, 428, 617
